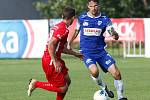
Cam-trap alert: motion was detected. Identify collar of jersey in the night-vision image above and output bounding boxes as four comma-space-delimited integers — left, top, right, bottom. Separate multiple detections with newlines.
87, 12, 101, 18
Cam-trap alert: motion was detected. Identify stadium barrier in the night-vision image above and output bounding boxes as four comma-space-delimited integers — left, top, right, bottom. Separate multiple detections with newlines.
0, 18, 150, 58
0, 20, 48, 58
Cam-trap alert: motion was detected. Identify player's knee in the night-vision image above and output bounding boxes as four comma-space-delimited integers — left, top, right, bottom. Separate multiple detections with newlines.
91, 71, 99, 78
60, 85, 68, 93
113, 70, 121, 80
108, 65, 121, 80
89, 67, 99, 78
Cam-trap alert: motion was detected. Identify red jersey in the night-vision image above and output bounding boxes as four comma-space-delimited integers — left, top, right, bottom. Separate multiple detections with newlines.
45, 21, 69, 59
42, 21, 69, 87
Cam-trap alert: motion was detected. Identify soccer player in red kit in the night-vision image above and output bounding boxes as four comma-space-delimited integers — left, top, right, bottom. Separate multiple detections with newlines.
27, 7, 83, 100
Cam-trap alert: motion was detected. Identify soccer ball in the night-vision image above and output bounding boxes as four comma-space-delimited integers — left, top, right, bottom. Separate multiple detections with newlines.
93, 90, 109, 100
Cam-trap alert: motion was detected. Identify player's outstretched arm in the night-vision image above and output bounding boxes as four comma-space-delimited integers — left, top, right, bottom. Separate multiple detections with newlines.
48, 37, 62, 72
48, 37, 58, 61
63, 43, 83, 60
67, 29, 79, 50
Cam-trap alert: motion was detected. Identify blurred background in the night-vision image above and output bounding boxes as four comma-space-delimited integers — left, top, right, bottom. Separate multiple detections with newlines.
0, 0, 149, 19
0, 0, 150, 58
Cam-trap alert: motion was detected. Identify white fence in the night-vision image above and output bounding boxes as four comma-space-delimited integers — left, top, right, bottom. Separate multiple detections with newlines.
122, 19, 150, 58
123, 40, 145, 58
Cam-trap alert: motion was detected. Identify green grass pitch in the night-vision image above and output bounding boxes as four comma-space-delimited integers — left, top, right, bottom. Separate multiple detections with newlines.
0, 56, 150, 100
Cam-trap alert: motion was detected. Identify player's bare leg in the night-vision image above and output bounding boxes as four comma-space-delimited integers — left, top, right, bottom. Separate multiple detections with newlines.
108, 64, 127, 100
89, 64, 114, 98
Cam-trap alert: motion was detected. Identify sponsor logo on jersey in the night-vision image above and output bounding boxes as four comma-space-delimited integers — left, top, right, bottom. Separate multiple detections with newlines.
81, 15, 87, 18
83, 28, 102, 36
0, 20, 34, 58
98, 21, 102, 25
86, 59, 93, 64
101, 16, 107, 19
83, 21, 89, 26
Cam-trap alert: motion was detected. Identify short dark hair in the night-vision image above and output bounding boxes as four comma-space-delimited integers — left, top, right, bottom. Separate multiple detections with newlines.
87, 0, 99, 4
62, 7, 75, 20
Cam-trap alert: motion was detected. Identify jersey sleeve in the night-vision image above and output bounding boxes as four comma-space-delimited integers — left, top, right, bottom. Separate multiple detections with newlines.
105, 15, 114, 32
51, 26, 63, 40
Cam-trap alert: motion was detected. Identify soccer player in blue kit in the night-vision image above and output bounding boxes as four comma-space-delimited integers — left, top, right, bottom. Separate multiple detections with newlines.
68, 0, 127, 100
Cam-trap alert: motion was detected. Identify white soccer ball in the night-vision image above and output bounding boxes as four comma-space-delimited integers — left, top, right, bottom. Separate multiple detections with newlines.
93, 90, 109, 100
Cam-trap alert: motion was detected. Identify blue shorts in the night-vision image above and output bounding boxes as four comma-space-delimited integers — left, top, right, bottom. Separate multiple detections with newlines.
82, 51, 116, 73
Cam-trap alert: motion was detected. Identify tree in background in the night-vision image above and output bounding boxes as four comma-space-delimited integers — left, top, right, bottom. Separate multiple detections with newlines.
101, 0, 150, 18
33, 0, 150, 18
33, 0, 87, 18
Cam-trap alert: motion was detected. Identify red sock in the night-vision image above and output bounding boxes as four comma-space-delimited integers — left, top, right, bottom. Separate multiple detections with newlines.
35, 81, 62, 93
56, 92, 66, 100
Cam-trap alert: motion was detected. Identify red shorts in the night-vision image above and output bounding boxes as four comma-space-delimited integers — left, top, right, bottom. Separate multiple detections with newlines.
42, 51, 68, 87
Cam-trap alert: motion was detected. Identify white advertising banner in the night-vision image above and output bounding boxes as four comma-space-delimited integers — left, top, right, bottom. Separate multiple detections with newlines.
144, 18, 150, 58
0, 20, 48, 58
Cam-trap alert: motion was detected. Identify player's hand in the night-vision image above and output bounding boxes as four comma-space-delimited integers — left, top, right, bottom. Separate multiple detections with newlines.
74, 53, 84, 60
112, 31, 119, 40
53, 60, 62, 72
67, 43, 72, 50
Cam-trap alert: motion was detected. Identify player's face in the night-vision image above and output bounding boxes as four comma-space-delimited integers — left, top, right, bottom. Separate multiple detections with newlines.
87, 1, 100, 16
